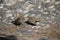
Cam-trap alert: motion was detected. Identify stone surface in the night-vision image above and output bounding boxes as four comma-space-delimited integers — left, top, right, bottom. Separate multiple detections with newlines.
0, 0, 60, 40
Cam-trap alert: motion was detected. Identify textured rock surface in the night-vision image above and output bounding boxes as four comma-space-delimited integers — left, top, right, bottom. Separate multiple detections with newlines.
0, 22, 60, 40
0, 0, 60, 40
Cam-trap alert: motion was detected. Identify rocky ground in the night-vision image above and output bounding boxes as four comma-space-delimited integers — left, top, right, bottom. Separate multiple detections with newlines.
0, 22, 60, 40
0, 0, 60, 40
